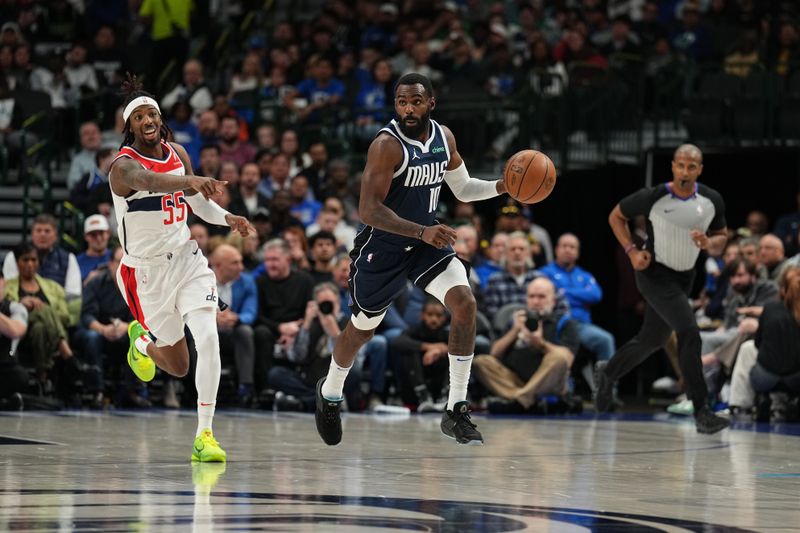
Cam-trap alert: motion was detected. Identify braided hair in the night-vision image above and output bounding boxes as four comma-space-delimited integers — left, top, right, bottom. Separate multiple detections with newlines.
119, 73, 174, 149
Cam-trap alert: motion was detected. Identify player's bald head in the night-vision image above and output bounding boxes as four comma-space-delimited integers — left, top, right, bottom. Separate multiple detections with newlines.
674, 143, 703, 163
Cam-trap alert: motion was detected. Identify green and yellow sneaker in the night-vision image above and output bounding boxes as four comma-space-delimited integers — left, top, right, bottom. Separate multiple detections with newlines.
191, 429, 227, 463
127, 320, 155, 382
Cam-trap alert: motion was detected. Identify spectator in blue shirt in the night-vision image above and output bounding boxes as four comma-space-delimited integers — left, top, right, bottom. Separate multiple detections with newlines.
540, 233, 616, 365
285, 55, 345, 123
353, 58, 394, 142
211, 244, 259, 407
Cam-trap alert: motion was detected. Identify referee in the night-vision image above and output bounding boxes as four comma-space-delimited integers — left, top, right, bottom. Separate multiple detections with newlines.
595, 144, 730, 434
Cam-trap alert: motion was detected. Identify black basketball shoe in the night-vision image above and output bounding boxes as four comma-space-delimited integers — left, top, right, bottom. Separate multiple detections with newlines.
315, 378, 343, 445
441, 401, 484, 445
695, 407, 730, 434
593, 360, 614, 413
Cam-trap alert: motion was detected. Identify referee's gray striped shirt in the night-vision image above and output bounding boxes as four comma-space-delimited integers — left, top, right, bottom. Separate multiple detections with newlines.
619, 183, 726, 272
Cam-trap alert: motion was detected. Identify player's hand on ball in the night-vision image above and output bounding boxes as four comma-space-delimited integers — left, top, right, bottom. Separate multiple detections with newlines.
225, 214, 256, 236
630, 249, 652, 271
189, 175, 227, 199
421, 224, 457, 249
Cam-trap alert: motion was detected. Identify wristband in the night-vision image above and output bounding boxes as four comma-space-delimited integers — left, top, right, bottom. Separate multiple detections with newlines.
624, 243, 637, 255
417, 225, 426, 240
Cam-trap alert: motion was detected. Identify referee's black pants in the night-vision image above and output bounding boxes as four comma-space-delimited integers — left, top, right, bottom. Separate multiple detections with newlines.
605, 262, 707, 411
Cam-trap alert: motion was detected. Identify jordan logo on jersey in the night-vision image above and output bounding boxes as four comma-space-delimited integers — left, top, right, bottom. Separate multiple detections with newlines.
411, 148, 420, 160
403, 160, 447, 188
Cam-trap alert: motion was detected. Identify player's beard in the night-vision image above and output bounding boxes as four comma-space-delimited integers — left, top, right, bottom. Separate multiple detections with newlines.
398, 109, 431, 139
139, 126, 161, 148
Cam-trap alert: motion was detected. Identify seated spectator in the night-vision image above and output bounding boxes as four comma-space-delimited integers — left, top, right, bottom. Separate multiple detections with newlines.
268, 282, 362, 411
704, 240, 742, 320
64, 42, 98, 95
0, 269, 28, 411
197, 144, 221, 180
770, 21, 799, 76
602, 16, 641, 56
724, 30, 760, 77
289, 175, 322, 227
540, 233, 616, 378
353, 58, 394, 142
474, 277, 579, 413
69, 147, 113, 215
76, 214, 112, 285
475, 232, 508, 288
297, 141, 329, 198
306, 199, 358, 252
218, 115, 257, 168
76, 246, 148, 408
483, 231, 542, 317
391, 298, 451, 412
229, 51, 264, 95
189, 222, 210, 256
229, 162, 270, 220
161, 59, 213, 119
318, 159, 359, 222
5, 243, 80, 398
258, 152, 291, 199
759, 234, 789, 282
308, 230, 337, 284
279, 128, 311, 178
253, 239, 315, 392
701, 258, 778, 357
255, 123, 278, 152
167, 100, 200, 165
212, 244, 259, 407
3, 214, 82, 316
67, 121, 102, 190
284, 55, 345, 124
270, 190, 305, 235
727, 266, 800, 418
196, 109, 219, 147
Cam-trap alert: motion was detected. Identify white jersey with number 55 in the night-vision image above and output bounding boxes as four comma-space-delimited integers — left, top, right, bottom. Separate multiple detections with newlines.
110, 141, 191, 258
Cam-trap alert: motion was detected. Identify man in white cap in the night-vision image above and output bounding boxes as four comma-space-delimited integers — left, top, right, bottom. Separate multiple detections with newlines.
77, 214, 112, 285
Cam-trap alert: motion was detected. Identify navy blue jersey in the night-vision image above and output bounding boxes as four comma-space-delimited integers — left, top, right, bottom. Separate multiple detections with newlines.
370, 118, 451, 248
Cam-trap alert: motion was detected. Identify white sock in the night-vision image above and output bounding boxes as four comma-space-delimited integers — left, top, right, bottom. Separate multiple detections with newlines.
134, 334, 151, 355
186, 310, 222, 437
321, 357, 352, 401
447, 353, 473, 411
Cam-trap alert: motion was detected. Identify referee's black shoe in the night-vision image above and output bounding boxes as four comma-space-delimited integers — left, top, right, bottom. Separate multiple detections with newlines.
695, 407, 730, 434
441, 401, 484, 445
315, 378, 343, 445
593, 360, 614, 413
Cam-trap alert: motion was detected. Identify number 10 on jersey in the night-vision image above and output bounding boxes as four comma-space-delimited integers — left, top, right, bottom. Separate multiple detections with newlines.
428, 185, 441, 213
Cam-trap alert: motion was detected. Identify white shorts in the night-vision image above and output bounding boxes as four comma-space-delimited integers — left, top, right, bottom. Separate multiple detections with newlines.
116, 240, 217, 346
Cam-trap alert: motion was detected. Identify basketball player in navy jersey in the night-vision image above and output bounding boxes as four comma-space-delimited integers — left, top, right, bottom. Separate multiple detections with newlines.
109, 75, 254, 462
315, 73, 507, 446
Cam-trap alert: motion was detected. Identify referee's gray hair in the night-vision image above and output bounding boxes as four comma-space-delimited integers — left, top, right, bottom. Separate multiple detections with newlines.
263, 238, 290, 256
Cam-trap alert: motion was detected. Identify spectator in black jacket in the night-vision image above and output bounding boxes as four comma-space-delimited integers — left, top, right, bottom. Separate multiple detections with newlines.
253, 239, 315, 392
391, 297, 451, 412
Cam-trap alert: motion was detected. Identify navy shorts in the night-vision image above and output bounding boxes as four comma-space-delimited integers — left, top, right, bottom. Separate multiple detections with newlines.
348, 231, 456, 317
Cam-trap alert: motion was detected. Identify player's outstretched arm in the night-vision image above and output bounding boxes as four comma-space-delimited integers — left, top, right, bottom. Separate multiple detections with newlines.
441, 125, 506, 201
109, 157, 225, 199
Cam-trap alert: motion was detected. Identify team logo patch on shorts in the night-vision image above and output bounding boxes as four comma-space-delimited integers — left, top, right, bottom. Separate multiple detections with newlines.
367, 253, 374, 263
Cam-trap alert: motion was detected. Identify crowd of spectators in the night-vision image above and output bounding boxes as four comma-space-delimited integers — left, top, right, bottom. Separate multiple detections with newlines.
1, 1, 800, 418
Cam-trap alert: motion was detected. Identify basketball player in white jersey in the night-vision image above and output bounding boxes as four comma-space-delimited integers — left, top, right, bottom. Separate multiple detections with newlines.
109, 76, 254, 462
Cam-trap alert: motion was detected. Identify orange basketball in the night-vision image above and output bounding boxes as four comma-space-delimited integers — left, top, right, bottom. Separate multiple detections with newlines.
503, 149, 557, 204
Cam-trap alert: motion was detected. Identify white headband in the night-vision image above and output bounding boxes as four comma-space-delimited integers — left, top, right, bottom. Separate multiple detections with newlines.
123, 96, 161, 122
